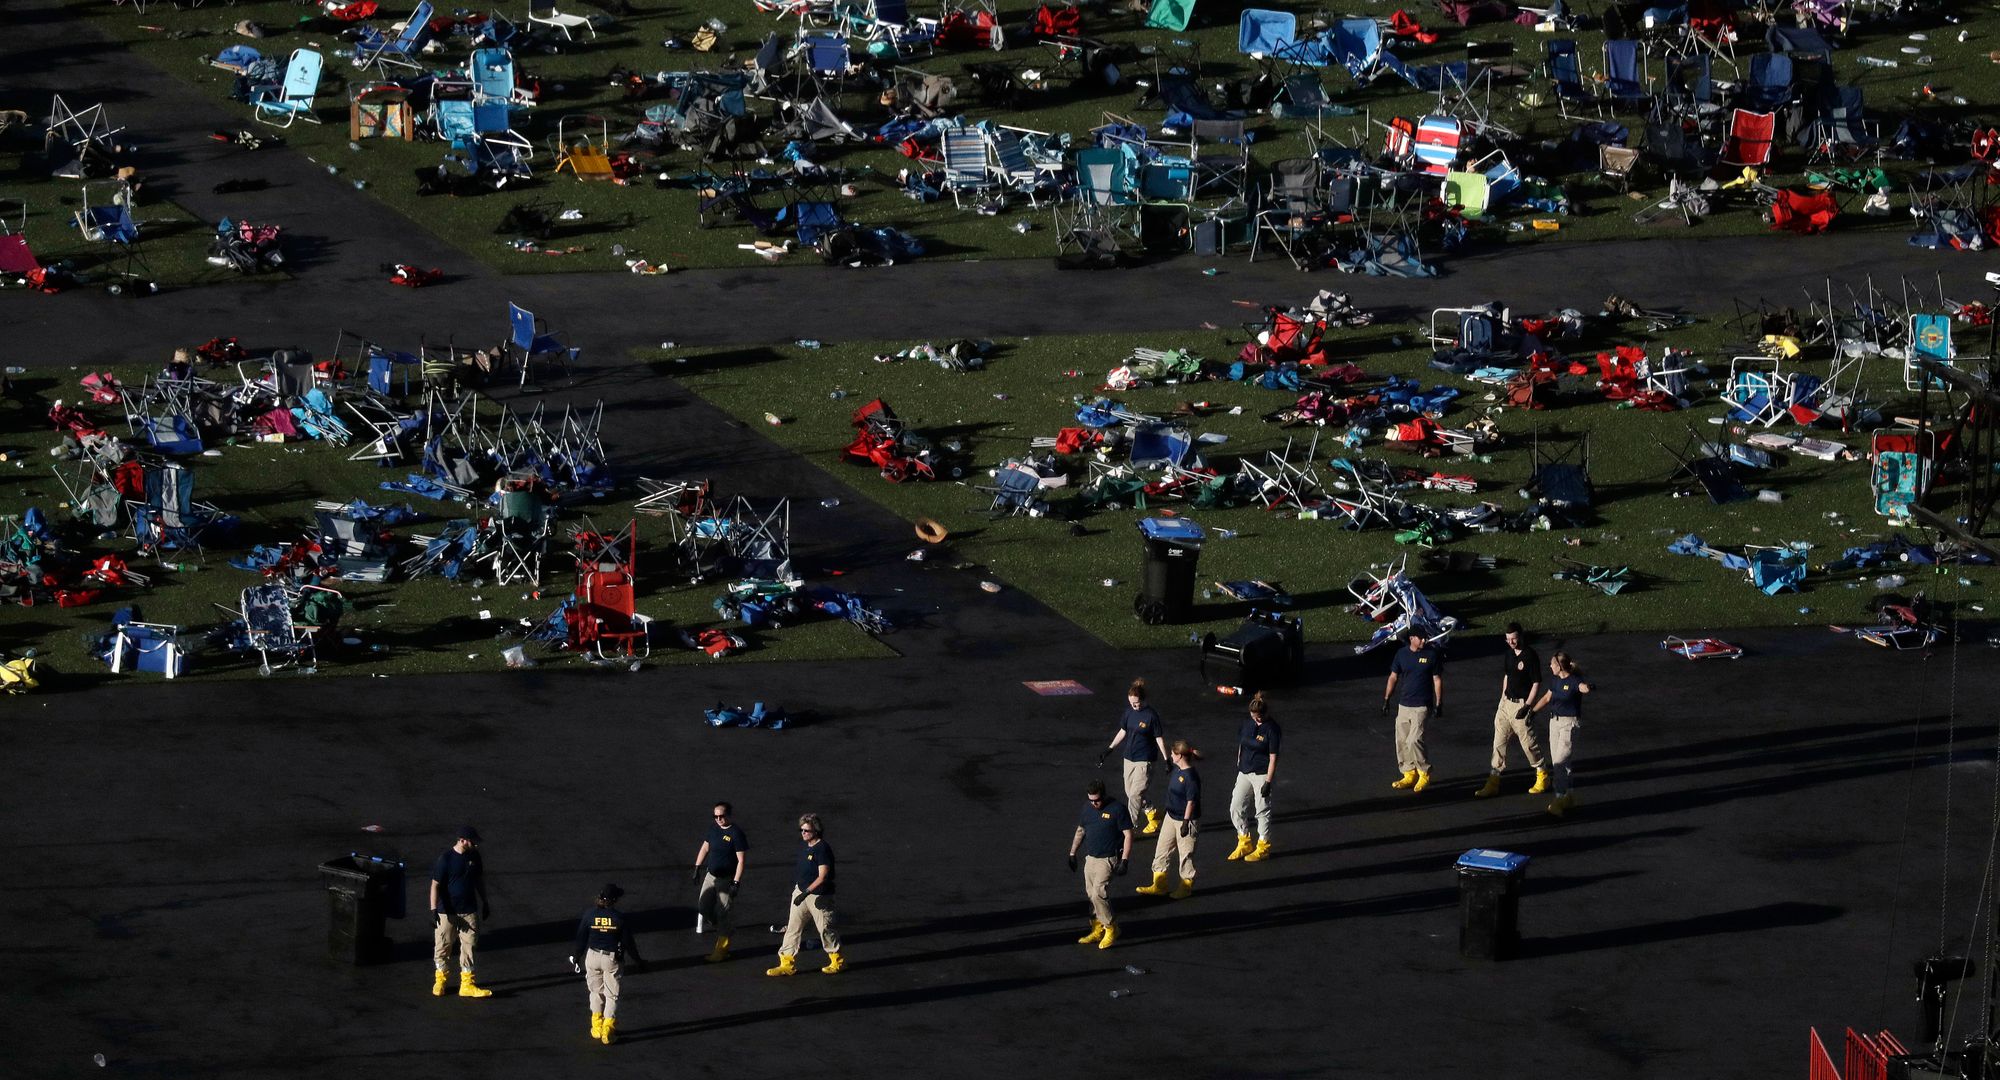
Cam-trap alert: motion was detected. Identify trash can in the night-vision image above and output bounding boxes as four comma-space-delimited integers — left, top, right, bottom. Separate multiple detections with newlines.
1134, 517, 1205, 625
1199, 610, 1305, 692
320, 854, 405, 966
1455, 849, 1529, 960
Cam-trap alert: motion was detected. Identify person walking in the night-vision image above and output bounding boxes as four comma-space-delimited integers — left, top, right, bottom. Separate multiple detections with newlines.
1099, 679, 1169, 836
767, 813, 844, 977
1383, 630, 1444, 792
570, 883, 645, 1045
1226, 693, 1280, 863
1135, 740, 1202, 899
1069, 779, 1133, 948
690, 801, 748, 963
429, 825, 492, 999
1475, 623, 1550, 798
1530, 652, 1593, 817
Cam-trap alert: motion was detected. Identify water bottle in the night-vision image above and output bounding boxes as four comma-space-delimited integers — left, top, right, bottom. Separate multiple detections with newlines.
820, 498, 840, 508
348, 141, 361, 152
1876, 574, 1907, 589
1108, 989, 1131, 999
796, 339, 822, 350
829, 389, 847, 400
1123, 964, 1148, 975
1215, 529, 1236, 540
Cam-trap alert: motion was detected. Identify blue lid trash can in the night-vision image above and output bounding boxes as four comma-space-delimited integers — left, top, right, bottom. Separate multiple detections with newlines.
1455, 849, 1529, 960
1135, 517, 1206, 625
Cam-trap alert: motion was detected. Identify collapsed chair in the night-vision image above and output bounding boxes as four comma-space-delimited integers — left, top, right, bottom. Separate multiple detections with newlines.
842, 398, 938, 481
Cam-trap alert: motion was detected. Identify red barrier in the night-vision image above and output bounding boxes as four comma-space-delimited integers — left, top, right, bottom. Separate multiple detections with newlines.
1843, 1028, 1907, 1080
1808, 1028, 1840, 1080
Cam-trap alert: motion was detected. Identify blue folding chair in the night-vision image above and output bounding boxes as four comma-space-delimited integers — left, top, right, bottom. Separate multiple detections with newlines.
253, 48, 323, 127
355, 1, 434, 73
1602, 39, 1650, 109
1741, 52, 1793, 112
1547, 39, 1602, 118
1238, 9, 1296, 55
1331, 18, 1380, 81
74, 181, 149, 283
508, 302, 579, 389
470, 46, 533, 109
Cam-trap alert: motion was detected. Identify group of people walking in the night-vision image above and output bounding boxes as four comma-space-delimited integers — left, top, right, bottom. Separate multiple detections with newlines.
1071, 626, 1594, 947
421, 627, 1594, 1041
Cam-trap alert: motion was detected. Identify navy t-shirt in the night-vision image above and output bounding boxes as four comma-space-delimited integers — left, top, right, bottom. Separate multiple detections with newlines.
794, 839, 835, 896
1078, 800, 1134, 857
1165, 766, 1201, 820
1119, 706, 1164, 763
1236, 718, 1281, 775
1547, 676, 1585, 718
574, 905, 641, 961
431, 849, 482, 915
704, 822, 748, 876
1389, 646, 1443, 706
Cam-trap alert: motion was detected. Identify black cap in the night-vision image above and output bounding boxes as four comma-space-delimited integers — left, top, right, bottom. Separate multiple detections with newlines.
458, 825, 482, 842
599, 883, 624, 903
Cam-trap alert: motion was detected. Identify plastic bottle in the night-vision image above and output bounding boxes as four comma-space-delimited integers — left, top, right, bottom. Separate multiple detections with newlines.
1876, 574, 1907, 589
1215, 529, 1237, 539
829, 389, 847, 400
1109, 989, 1131, 999
820, 498, 840, 508
1123, 964, 1148, 975
796, 339, 822, 350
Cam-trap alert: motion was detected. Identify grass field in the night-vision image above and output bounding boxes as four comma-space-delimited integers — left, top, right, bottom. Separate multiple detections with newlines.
0, 366, 892, 686
61, 0, 1985, 273
666, 313, 1994, 649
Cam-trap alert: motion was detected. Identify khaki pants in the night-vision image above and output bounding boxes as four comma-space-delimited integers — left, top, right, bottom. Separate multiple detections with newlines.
432, 911, 478, 974
1149, 817, 1198, 881
584, 948, 621, 1019
1228, 771, 1271, 841
1083, 855, 1116, 927
1549, 715, 1580, 794
1395, 705, 1431, 773
697, 872, 735, 936
779, 888, 840, 957
1491, 696, 1546, 772
1122, 759, 1156, 820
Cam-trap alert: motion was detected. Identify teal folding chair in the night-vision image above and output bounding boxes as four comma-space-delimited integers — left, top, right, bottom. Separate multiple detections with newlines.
253, 48, 324, 127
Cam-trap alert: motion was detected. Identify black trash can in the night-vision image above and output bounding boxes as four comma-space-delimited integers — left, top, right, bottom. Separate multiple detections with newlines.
1134, 517, 1206, 625
320, 854, 405, 965
1199, 610, 1305, 692
1455, 849, 1529, 961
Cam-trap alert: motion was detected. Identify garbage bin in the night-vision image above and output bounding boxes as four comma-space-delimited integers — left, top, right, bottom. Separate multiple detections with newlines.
1455, 848, 1529, 961
320, 854, 405, 966
1199, 610, 1305, 692
1134, 517, 1205, 625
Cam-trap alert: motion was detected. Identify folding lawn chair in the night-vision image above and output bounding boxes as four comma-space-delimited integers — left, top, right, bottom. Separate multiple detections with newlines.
1547, 40, 1604, 119
1722, 357, 1787, 426
471, 46, 536, 109
941, 128, 997, 208
1413, 116, 1462, 176
507, 302, 580, 389
987, 127, 1050, 206
1250, 157, 1321, 269
74, 180, 150, 285
1739, 51, 1793, 113
253, 48, 324, 127
1330, 18, 1383, 83
1602, 39, 1651, 111
1870, 430, 1933, 519
1524, 432, 1594, 524
1238, 9, 1296, 58
552, 115, 615, 180
1147, 0, 1193, 32
355, 1, 434, 72
490, 486, 551, 585
1718, 108, 1775, 170
528, 4, 597, 39
799, 32, 852, 97
242, 582, 317, 675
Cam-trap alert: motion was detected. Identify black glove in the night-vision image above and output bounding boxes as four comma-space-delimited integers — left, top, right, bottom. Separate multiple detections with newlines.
1180, 820, 1192, 837
1516, 704, 1532, 720
690, 865, 704, 883
1067, 854, 1078, 872
1260, 781, 1272, 799
1434, 703, 1444, 718
1095, 751, 1107, 770
792, 890, 808, 907
433, 909, 445, 925
569, 955, 582, 975
1381, 699, 1390, 716
1115, 858, 1129, 876
723, 880, 739, 896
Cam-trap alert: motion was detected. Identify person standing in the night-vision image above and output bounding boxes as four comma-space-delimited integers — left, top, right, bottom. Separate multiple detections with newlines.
1099, 679, 1169, 836
1383, 631, 1444, 793
1136, 740, 1201, 899
1476, 623, 1550, 798
767, 813, 844, 976
1069, 779, 1134, 948
691, 801, 748, 963
1530, 652, 1593, 817
1226, 693, 1280, 863
429, 825, 492, 999
570, 883, 645, 1045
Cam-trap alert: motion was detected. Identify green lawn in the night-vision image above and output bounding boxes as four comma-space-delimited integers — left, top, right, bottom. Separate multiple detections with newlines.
0, 366, 891, 685
665, 316, 1992, 649
61, 0, 1982, 272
